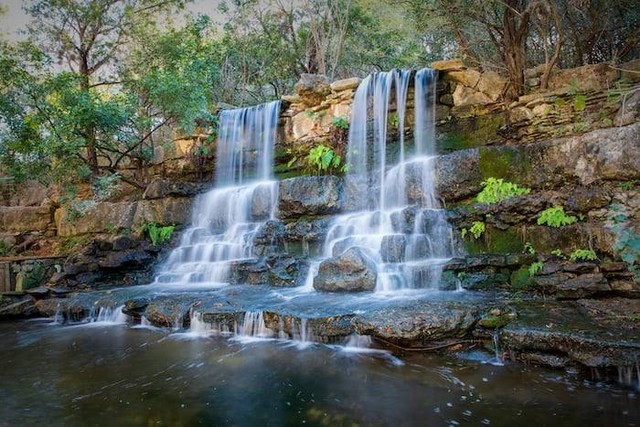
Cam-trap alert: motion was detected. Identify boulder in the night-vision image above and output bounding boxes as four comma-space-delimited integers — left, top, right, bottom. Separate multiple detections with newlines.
56, 202, 136, 236
452, 85, 493, 106
0, 206, 53, 233
313, 247, 377, 292
252, 220, 287, 257
431, 59, 465, 72
143, 178, 206, 199
476, 71, 507, 101
330, 77, 361, 92
294, 74, 331, 107
354, 301, 480, 347
446, 69, 482, 88
279, 176, 342, 218
132, 198, 193, 229
555, 273, 611, 299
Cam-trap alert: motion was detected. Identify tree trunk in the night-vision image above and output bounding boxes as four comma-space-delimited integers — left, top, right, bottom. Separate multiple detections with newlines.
502, 1, 529, 100
79, 54, 99, 179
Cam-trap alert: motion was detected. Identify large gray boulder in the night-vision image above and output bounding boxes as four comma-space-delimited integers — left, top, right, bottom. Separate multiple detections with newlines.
279, 175, 342, 218
313, 247, 377, 292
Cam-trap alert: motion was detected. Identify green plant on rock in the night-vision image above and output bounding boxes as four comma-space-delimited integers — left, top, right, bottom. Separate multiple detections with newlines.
551, 249, 566, 259
524, 242, 536, 255
476, 178, 530, 204
307, 144, 346, 175
528, 260, 545, 277
331, 116, 349, 130
537, 206, 577, 227
143, 223, 175, 246
573, 94, 586, 112
569, 249, 597, 261
462, 221, 485, 240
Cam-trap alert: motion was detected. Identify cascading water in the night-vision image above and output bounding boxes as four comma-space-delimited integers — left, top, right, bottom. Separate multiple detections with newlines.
153, 101, 281, 287
318, 68, 457, 291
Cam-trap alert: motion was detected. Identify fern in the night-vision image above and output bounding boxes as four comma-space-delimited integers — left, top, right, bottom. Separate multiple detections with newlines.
569, 249, 597, 261
537, 206, 577, 227
144, 223, 175, 246
476, 178, 530, 204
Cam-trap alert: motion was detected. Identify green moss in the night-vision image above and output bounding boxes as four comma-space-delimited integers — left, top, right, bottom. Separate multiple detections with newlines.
437, 113, 506, 153
511, 266, 533, 290
478, 146, 522, 180
462, 227, 524, 254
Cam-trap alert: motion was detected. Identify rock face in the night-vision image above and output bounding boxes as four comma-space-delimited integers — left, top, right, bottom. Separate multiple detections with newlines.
279, 176, 342, 218
313, 247, 377, 292
0, 206, 53, 233
294, 74, 331, 106
55, 198, 193, 236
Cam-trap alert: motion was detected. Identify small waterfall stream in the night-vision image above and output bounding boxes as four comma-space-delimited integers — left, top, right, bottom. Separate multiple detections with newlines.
315, 68, 457, 291
153, 101, 281, 288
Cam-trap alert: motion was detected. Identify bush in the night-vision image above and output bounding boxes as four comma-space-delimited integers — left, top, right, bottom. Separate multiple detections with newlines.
476, 178, 530, 204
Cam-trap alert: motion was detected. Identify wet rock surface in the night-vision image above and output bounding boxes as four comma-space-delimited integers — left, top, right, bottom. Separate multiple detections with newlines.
313, 247, 377, 292
278, 176, 342, 218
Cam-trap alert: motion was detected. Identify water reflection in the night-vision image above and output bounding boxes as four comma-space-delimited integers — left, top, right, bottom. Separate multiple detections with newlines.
0, 320, 637, 426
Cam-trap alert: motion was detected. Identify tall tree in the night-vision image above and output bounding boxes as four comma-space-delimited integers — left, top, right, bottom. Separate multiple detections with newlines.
23, 0, 188, 178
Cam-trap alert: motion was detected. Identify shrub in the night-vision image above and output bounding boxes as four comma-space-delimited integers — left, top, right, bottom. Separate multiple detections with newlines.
528, 261, 544, 277
462, 221, 485, 240
331, 116, 349, 130
537, 206, 577, 227
476, 178, 530, 204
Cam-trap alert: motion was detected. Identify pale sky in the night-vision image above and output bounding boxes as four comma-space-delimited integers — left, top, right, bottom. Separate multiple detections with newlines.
0, 0, 226, 40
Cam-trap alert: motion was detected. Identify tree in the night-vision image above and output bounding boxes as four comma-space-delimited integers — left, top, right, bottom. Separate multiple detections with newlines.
1, 4, 220, 192
22, 0, 188, 179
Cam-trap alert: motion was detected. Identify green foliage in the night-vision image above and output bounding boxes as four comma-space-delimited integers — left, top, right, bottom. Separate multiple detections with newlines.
537, 206, 578, 227
143, 223, 175, 246
476, 178, 530, 204
524, 242, 536, 255
528, 261, 545, 277
569, 249, 597, 261
462, 221, 485, 240
573, 94, 586, 112
331, 116, 349, 130
306, 145, 346, 175
551, 249, 566, 259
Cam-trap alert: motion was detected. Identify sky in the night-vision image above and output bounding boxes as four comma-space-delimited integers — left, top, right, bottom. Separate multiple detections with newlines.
0, 0, 225, 40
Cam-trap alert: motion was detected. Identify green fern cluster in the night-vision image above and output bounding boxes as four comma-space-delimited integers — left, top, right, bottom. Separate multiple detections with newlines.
476, 178, 530, 204
144, 223, 175, 246
537, 206, 577, 227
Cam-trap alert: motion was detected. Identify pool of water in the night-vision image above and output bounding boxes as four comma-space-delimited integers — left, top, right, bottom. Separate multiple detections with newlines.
0, 319, 637, 426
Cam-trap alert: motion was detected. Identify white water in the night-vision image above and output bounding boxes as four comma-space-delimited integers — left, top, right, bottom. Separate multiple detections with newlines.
313, 68, 457, 292
88, 305, 129, 325
152, 101, 281, 288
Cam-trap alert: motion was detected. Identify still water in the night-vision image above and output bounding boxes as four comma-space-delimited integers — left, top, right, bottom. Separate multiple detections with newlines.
0, 320, 637, 427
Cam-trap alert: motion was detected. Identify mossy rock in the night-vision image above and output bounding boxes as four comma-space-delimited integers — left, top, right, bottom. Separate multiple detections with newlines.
437, 113, 506, 153
462, 227, 525, 254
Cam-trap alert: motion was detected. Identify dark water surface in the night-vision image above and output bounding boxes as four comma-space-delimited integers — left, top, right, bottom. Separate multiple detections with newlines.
0, 320, 637, 427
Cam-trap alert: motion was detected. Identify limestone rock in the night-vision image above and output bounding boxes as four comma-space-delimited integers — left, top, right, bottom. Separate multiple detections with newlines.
294, 74, 331, 107
313, 247, 377, 292
291, 111, 318, 140
476, 71, 507, 101
56, 202, 136, 236
279, 176, 342, 218
431, 59, 465, 72
446, 69, 482, 88
330, 77, 361, 92
0, 206, 53, 233
132, 198, 193, 229
143, 178, 206, 200
452, 85, 492, 106
548, 63, 617, 93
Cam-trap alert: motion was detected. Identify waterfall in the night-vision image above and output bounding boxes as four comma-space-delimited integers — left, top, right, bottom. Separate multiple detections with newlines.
319, 68, 456, 291
153, 101, 281, 288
